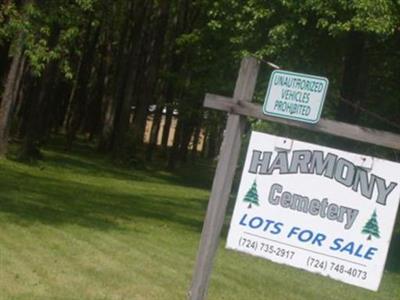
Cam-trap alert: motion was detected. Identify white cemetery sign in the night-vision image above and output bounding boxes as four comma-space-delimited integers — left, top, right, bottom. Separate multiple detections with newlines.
188, 57, 400, 300
226, 131, 400, 291
263, 70, 329, 124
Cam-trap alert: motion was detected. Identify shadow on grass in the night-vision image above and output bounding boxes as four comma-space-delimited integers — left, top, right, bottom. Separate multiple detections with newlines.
0, 164, 205, 233
2, 147, 400, 277
386, 233, 400, 274
32, 147, 215, 191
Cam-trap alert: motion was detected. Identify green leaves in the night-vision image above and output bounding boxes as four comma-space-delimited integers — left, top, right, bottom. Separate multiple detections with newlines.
0, 1, 103, 77
75, 0, 97, 11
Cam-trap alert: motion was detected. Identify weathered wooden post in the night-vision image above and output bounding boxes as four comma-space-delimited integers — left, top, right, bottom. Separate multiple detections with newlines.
188, 57, 260, 300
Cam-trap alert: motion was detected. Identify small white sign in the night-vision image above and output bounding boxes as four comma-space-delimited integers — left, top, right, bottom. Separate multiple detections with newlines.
226, 131, 400, 291
263, 70, 329, 123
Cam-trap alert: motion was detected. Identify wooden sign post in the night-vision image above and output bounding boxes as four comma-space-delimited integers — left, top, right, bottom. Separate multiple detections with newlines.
188, 57, 400, 300
188, 57, 260, 300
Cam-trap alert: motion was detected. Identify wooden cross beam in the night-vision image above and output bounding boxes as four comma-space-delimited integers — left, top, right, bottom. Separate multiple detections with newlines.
188, 57, 260, 300
203, 94, 400, 151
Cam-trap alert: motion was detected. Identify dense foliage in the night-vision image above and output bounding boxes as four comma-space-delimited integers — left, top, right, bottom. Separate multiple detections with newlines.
0, 0, 399, 165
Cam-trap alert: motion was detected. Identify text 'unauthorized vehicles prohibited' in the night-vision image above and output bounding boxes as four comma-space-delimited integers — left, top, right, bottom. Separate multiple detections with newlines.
263, 70, 329, 124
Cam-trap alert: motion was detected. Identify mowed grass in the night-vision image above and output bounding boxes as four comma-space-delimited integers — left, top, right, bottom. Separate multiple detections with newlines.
0, 144, 399, 300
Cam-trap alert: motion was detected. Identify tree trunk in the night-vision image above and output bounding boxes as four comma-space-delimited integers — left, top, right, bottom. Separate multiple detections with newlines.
18, 59, 58, 160
18, 25, 61, 160
98, 1, 134, 151
206, 124, 219, 159
191, 125, 201, 160
15, 67, 36, 139
42, 72, 62, 139
0, 48, 25, 156
336, 32, 368, 124
200, 127, 208, 158
146, 105, 163, 161
0, 40, 11, 89
132, 0, 170, 146
161, 102, 173, 152
178, 120, 194, 163
112, 0, 151, 158
130, 40, 151, 146
50, 77, 71, 133
84, 41, 108, 141
111, 45, 140, 158
66, 20, 101, 149
167, 117, 182, 169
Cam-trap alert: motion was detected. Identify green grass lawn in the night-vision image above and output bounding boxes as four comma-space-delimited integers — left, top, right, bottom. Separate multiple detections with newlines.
0, 143, 399, 300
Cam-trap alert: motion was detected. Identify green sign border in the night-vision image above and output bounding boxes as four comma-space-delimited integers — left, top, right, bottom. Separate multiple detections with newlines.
263, 70, 329, 124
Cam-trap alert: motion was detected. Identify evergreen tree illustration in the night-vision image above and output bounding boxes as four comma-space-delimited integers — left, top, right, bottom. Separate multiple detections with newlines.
243, 179, 259, 208
362, 210, 380, 240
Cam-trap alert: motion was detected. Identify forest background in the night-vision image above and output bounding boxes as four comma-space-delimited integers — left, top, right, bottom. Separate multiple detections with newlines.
1, 0, 400, 167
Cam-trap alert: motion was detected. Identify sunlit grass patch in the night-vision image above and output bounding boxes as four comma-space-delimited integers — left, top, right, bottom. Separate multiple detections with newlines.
0, 146, 398, 300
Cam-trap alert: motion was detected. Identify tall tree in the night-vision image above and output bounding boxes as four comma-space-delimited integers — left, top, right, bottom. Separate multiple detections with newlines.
0, 45, 25, 156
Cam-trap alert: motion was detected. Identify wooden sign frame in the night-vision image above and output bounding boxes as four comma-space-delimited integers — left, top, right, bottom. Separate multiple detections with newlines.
188, 57, 400, 300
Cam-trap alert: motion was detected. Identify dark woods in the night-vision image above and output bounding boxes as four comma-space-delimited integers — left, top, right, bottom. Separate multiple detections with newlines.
0, 0, 222, 167
0, 0, 399, 167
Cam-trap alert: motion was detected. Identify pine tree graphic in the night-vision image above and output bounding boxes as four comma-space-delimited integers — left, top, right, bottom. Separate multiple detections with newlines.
362, 210, 380, 240
243, 179, 260, 208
